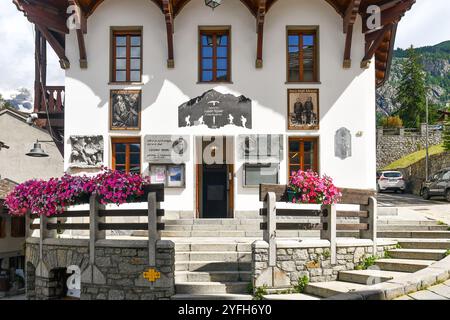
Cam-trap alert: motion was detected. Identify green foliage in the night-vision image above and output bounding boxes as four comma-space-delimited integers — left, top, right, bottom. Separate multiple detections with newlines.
445, 250, 450, 257
247, 282, 254, 295
293, 276, 310, 294
394, 46, 427, 128
395, 243, 402, 249
384, 251, 392, 259
323, 249, 331, 259
355, 256, 377, 270
253, 285, 268, 301
383, 144, 445, 170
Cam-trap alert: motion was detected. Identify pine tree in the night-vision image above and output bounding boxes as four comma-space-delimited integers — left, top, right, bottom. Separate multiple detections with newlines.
444, 111, 450, 152
395, 46, 427, 128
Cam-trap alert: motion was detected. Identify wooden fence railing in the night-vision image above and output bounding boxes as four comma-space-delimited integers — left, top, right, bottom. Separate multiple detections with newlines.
26, 184, 165, 266
259, 184, 377, 265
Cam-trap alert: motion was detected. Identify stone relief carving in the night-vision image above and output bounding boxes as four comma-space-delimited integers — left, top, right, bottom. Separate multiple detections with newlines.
335, 128, 352, 160
70, 136, 104, 168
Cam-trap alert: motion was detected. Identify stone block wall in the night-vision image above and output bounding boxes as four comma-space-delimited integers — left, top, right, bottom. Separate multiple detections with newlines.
376, 128, 442, 169
252, 241, 397, 288
26, 239, 175, 300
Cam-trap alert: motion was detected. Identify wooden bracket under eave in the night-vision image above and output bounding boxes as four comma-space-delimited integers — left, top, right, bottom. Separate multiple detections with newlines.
255, 0, 266, 69
361, 23, 393, 70
342, 0, 360, 69
37, 24, 70, 70
163, 0, 175, 69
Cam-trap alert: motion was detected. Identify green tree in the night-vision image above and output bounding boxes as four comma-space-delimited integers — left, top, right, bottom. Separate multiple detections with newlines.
444, 110, 450, 152
394, 46, 427, 128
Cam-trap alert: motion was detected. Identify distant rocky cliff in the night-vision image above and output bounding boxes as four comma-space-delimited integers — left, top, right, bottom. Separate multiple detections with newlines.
377, 41, 450, 116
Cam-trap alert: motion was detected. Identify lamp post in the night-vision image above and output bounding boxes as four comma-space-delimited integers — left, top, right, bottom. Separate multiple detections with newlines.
26, 140, 52, 158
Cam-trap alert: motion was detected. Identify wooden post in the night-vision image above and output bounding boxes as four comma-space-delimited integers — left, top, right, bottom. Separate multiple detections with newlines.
321, 204, 336, 265
148, 192, 159, 267
361, 196, 377, 255
263, 192, 276, 267
39, 214, 56, 260
89, 192, 105, 266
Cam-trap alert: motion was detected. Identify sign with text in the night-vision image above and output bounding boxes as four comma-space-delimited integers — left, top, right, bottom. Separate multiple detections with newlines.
144, 135, 190, 164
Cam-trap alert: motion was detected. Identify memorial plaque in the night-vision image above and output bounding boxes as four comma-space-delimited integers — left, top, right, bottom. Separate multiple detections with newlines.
335, 127, 352, 160
144, 135, 190, 164
179, 89, 252, 129
237, 134, 284, 162
69, 135, 104, 168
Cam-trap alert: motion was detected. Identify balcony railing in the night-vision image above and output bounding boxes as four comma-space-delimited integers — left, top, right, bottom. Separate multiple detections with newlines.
36, 86, 65, 114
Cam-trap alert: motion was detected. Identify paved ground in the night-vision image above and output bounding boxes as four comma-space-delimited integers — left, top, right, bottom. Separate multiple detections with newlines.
0, 294, 26, 300
395, 279, 450, 300
377, 192, 447, 207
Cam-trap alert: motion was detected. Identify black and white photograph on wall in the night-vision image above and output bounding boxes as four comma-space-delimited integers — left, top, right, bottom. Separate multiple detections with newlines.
288, 89, 319, 130
110, 90, 141, 130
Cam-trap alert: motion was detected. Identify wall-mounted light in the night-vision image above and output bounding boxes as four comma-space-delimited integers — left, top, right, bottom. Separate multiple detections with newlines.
205, 0, 222, 10
26, 140, 52, 158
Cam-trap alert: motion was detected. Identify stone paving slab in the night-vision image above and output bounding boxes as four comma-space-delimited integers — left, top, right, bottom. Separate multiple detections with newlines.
264, 293, 321, 300
408, 290, 448, 300
426, 284, 450, 299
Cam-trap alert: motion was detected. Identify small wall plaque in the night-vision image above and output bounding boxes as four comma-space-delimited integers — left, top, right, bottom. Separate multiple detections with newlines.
144, 135, 190, 164
69, 135, 104, 168
335, 128, 352, 160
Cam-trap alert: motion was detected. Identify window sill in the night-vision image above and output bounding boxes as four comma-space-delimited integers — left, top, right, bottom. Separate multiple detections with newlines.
197, 81, 234, 84
285, 81, 322, 85
109, 82, 144, 86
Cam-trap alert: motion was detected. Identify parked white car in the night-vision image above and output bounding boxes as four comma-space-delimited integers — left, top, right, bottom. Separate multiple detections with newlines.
377, 171, 406, 193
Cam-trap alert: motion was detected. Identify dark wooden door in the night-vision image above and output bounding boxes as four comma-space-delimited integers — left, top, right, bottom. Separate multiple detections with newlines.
202, 164, 229, 218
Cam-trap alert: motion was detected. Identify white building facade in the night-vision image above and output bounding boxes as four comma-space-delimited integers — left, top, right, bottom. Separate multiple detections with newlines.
64, 0, 375, 218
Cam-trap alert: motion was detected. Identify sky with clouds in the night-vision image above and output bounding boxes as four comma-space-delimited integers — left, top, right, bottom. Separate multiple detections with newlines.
0, 0, 448, 98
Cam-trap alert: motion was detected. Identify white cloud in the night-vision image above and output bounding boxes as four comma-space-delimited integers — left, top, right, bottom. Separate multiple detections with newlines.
395, 0, 450, 49
0, 1, 63, 99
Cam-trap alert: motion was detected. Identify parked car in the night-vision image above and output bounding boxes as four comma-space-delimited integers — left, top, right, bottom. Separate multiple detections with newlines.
377, 171, 406, 193
421, 168, 450, 202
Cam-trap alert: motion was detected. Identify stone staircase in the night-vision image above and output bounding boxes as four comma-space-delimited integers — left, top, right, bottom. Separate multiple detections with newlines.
171, 242, 253, 300
266, 226, 450, 300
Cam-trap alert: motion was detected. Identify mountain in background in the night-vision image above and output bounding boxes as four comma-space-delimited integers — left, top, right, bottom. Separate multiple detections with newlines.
0, 88, 33, 113
377, 41, 450, 116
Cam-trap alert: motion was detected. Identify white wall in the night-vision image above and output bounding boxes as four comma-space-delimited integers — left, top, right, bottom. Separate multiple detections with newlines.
64, 0, 376, 214
0, 111, 64, 183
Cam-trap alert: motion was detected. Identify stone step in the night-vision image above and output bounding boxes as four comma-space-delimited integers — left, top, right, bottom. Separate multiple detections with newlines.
304, 281, 371, 298
397, 239, 450, 250
163, 219, 262, 225
165, 225, 261, 231
378, 220, 445, 226
375, 258, 434, 273
263, 293, 321, 300
338, 270, 409, 285
175, 271, 252, 283
175, 261, 252, 272
378, 225, 449, 231
162, 230, 320, 238
387, 249, 447, 261
175, 282, 249, 295
171, 294, 253, 300
176, 251, 252, 263
174, 243, 252, 252
378, 231, 450, 239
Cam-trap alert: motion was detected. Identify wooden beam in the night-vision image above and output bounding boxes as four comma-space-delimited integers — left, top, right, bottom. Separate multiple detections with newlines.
36, 24, 70, 69
16, 0, 69, 34
362, 0, 415, 33
69, 0, 88, 68
256, 0, 266, 68
162, 0, 175, 68
342, 0, 361, 68
361, 23, 393, 69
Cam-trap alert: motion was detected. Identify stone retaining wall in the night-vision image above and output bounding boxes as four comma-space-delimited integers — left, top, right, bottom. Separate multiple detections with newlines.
376, 126, 442, 169
252, 240, 397, 288
26, 238, 175, 300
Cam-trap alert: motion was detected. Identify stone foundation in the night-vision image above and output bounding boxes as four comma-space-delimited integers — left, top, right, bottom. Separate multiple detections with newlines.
26, 238, 175, 300
252, 239, 397, 288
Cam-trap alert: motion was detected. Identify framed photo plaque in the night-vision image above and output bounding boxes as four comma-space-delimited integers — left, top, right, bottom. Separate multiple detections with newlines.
288, 89, 319, 131
110, 90, 141, 131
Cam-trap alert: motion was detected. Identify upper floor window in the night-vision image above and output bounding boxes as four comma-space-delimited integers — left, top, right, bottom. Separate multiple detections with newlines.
112, 137, 141, 174
287, 28, 318, 82
199, 28, 231, 83
112, 29, 142, 83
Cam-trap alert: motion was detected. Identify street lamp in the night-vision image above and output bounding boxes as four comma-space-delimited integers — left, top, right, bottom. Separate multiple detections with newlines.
205, 0, 222, 10
26, 140, 52, 158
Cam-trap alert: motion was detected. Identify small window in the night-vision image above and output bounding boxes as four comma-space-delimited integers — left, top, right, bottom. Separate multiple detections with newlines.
11, 217, 25, 238
244, 163, 279, 187
199, 28, 231, 82
288, 137, 318, 177
112, 138, 141, 174
287, 29, 318, 82
112, 30, 142, 83
0, 217, 5, 238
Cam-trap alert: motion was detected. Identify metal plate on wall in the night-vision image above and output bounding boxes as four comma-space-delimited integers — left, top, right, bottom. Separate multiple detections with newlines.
335, 128, 352, 160
144, 135, 190, 164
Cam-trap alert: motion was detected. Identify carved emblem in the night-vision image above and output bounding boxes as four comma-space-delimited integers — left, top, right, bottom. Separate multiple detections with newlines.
143, 268, 161, 282
335, 128, 352, 160
69, 135, 104, 168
